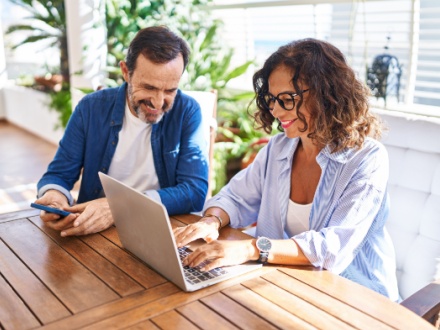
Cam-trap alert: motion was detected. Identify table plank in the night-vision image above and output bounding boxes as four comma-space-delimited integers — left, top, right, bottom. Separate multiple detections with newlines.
171, 214, 200, 226
0, 271, 41, 330
177, 300, 238, 330
80, 233, 167, 289
151, 310, 199, 329
0, 239, 70, 325
30, 216, 145, 297
279, 267, 435, 329
1, 210, 434, 330
262, 269, 393, 330
0, 218, 119, 313
200, 292, 278, 329
100, 226, 122, 247
222, 284, 316, 329
39, 283, 180, 330
71, 267, 273, 330
123, 320, 160, 330
241, 276, 353, 329
0, 208, 39, 223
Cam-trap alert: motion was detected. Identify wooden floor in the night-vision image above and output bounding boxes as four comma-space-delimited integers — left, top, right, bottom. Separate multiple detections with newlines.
0, 120, 57, 214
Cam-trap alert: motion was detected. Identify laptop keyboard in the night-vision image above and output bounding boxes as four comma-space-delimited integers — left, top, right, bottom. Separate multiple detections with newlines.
178, 247, 227, 285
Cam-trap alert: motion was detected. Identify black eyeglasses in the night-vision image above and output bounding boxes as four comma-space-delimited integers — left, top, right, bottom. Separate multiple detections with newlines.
260, 89, 309, 111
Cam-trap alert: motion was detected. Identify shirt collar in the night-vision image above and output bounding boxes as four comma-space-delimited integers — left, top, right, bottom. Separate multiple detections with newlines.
320, 144, 356, 164
275, 134, 354, 165
111, 82, 128, 126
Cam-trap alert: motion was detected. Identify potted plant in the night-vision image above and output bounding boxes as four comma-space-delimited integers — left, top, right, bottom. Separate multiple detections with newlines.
211, 93, 277, 193
5, 0, 72, 128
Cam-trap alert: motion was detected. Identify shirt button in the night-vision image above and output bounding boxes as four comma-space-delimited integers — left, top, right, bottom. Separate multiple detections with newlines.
112, 141, 115, 145
102, 167, 106, 172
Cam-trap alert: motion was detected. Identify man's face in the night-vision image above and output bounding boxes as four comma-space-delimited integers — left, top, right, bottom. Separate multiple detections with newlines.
120, 54, 184, 124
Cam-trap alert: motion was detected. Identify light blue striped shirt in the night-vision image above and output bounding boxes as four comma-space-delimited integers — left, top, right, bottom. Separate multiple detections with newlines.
205, 133, 399, 301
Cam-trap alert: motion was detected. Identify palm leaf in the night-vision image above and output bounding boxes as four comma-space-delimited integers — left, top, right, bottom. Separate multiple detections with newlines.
11, 35, 57, 49
224, 60, 255, 81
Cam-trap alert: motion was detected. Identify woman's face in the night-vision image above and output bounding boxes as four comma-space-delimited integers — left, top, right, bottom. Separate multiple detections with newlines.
267, 65, 311, 139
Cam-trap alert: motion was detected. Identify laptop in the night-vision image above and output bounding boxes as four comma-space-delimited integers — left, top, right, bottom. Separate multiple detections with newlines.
98, 172, 262, 292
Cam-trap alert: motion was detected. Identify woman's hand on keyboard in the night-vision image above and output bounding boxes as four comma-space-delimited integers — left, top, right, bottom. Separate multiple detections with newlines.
173, 217, 220, 248
181, 239, 256, 272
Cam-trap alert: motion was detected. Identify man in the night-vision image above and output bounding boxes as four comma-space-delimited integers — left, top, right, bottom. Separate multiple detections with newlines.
35, 26, 209, 236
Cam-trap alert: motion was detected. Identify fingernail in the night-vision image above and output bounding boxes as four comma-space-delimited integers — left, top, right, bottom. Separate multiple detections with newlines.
73, 222, 78, 227
61, 231, 66, 237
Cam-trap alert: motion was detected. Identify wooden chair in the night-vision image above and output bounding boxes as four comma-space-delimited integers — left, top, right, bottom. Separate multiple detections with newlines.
400, 279, 440, 326
376, 109, 440, 327
182, 90, 218, 199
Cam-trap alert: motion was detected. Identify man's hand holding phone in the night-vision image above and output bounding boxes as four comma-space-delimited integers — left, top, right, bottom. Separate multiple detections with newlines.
34, 190, 77, 232
31, 203, 71, 217
34, 191, 113, 237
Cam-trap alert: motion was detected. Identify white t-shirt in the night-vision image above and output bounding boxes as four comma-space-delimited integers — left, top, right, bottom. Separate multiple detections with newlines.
285, 199, 312, 237
107, 103, 160, 193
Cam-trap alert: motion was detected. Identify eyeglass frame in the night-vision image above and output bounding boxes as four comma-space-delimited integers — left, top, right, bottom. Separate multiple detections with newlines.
259, 89, 309, 111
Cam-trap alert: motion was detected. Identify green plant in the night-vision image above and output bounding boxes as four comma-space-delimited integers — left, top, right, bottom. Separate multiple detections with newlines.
6, 0, 72, 129
102, 0, 264, 193
6, 0, 69, 85
153, 2, 264, 192
175, 12, 255, 94
211, 94, 278, 194
104, 0, 168, 86
7, 0, 268, 192
48, 85, 71, 129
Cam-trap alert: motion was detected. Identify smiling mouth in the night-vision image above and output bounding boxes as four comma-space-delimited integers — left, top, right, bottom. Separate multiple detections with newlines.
139, 101, 157, 112
280, 118, 296, 128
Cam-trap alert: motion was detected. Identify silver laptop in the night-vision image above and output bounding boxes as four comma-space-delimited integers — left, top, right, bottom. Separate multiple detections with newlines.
99, 172, 262, 292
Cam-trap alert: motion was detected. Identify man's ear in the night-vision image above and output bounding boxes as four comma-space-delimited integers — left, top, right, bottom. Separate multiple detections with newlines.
120, 61, 129, 82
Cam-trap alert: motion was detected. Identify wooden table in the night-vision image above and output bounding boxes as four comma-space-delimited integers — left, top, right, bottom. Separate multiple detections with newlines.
0, 209, 434, 330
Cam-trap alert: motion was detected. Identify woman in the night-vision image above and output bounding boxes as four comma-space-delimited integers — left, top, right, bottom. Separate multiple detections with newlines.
173, 38, 399, 301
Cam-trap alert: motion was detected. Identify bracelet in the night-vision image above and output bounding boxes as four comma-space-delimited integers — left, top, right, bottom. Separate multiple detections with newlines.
202, 213, 223, 228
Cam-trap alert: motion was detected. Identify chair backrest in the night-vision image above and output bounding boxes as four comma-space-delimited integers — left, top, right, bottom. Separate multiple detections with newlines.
182, 90, 218, 199
375, 109, 440, 299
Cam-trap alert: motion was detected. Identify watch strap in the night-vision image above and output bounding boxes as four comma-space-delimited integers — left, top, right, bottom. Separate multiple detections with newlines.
257, 251, 269, 264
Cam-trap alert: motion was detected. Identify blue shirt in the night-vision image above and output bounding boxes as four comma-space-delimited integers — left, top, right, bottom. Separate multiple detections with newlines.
204, 133, 399, 301
38, 83, 209, 215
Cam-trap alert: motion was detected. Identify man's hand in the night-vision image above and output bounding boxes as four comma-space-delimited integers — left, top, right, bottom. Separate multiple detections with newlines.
35, 190, 77, 231
62, 198, 113, 236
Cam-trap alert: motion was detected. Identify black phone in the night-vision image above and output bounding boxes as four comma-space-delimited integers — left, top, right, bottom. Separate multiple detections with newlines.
30, 203, 71, 217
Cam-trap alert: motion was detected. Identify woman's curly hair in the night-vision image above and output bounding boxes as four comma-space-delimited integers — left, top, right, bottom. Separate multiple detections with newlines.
252, 38, 382, 152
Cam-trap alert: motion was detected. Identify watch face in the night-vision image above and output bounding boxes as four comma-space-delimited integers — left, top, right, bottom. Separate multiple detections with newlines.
257, 237, 272, 252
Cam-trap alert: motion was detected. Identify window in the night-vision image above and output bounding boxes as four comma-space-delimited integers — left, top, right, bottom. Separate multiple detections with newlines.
414, 0, 440, 107
211, 0, 440, 114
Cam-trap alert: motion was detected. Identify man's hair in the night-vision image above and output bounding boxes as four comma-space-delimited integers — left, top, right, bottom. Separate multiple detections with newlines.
252, 38, 382, 152
125, 25, 190, 75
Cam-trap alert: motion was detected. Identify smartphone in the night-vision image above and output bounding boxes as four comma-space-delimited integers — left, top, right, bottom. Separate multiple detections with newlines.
30, 203, 71, 217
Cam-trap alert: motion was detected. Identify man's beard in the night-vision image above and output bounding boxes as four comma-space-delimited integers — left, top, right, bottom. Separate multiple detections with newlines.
127, 85, 172, 124
133, 100, 165, 124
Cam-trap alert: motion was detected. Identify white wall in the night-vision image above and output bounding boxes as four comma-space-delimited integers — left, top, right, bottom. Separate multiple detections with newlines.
0, 14, 7, 119
65, 0, 107, 109
2, 83, 64, 145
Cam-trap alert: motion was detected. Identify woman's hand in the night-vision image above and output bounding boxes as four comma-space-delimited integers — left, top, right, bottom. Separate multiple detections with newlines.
182, 239, 257, 272
173, 216, 220, 247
